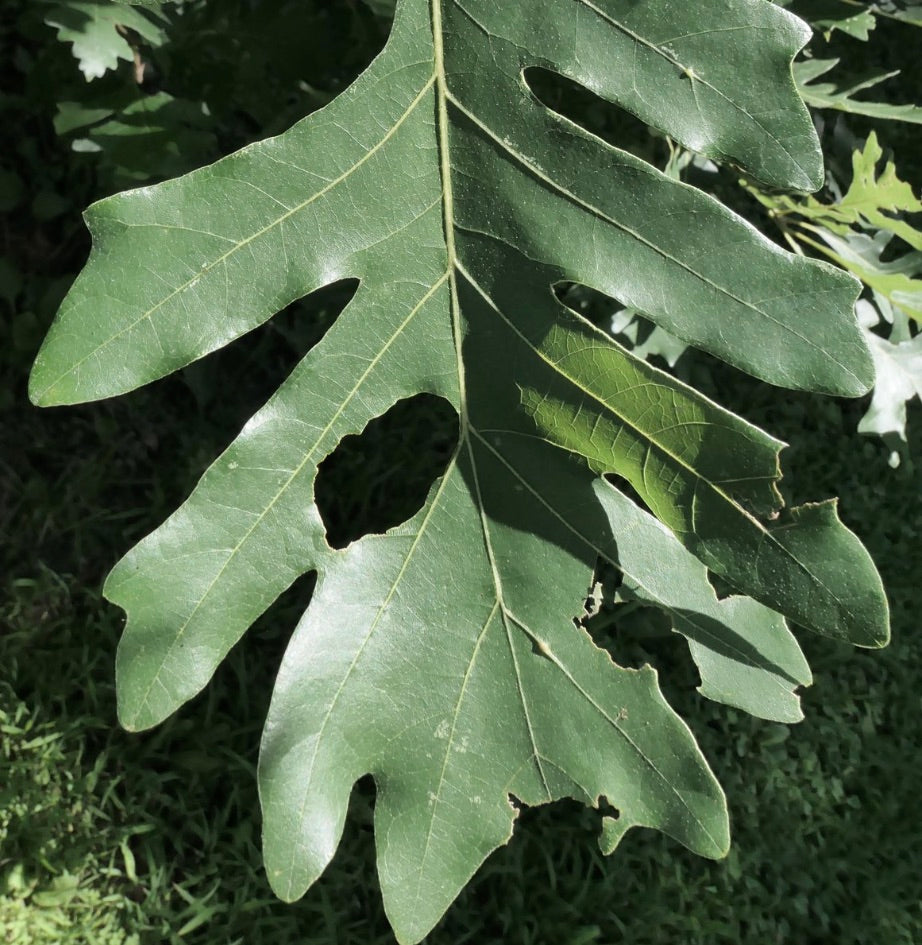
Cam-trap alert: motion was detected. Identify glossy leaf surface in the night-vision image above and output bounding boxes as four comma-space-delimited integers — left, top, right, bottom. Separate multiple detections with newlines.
30, 1, 889, 940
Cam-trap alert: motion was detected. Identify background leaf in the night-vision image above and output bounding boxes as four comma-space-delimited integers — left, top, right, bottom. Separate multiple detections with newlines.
796, 59, 922, 124
43, 0, 165, 80
857, 299, 922, 447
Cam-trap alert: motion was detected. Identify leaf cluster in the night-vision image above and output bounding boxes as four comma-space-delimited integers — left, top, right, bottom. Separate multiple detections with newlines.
747, 132, 922, 459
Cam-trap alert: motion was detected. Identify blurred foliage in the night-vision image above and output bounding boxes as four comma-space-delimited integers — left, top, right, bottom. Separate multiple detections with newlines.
2, 1, 922, 943
42, 0, 167, 81
743, 132, 922, 462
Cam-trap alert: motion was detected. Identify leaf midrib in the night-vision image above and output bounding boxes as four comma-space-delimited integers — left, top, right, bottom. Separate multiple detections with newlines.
430, 0, 723, 875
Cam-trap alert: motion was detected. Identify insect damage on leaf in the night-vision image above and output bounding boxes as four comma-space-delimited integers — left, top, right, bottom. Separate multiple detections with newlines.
30, 0, 889, 942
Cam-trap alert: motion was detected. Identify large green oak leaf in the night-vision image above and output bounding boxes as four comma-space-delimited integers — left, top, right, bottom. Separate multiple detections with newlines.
30, 0, 888, 940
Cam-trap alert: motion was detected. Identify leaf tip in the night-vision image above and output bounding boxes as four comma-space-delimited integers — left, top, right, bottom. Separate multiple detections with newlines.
27, 357, 58, 408
114, 636, 173, 734
861, 613, 891, 650
28, 345, 86, 407
267, 874, 304, 906
115, 698, 144, 734
841, 339, 878, 399
793, 153, 826, 197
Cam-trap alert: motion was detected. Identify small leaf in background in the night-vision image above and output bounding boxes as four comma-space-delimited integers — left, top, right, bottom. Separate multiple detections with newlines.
857, 299, 922, 465
57, 92, 215, 184
610, 308, 688, 369
794, 59, 922, 125
44, 0, 166, 81
780, 0, 878, 39
745, 128, 922, 456
780, 0, 922, 29
780, 0, 922, 122
815, 229, 922, 321
744, 133, 922, 318
795, 59, 922, 124
869, 0, 922, 24
839, 133, 922, 247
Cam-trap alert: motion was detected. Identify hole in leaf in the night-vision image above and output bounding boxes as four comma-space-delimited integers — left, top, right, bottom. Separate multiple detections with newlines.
705, 569, 735, 601
590, 600, 674, 670
578, 557, 658, 671
525, 68, 664, 165
602, 473, 649, 513
553, 281, 614, 332
581, 558, 700, 700
573, 557, 621, 630
596, 795, 619, 819
315, 394, 459, 549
